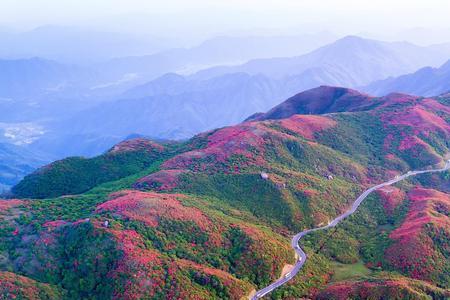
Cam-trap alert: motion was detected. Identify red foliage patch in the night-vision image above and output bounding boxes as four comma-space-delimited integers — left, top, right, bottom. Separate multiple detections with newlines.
316, 280, 379, 299
0, 199, 24, 212
111, 229, 160, 263
316, 277, 449, 300
107, 229, 165, 300
389, 188, 449, 240
134, 169, 186, 191
421, 98, 450, 114
303, 189, 320, 197
107, 228, 249, 300
376, 186, 406, 215
380, 98, 450, 163
177, 258, 241, 283
384, 154, 397, 161
386, 188, 450, 281
276, 115, 337, 140
42, 220, 68, 228
386, 106, 450, 137
380, 93, 420, 108
0, 271, 58, 300
394, 134, 441, 164
97, 190, 212, 230
397, 135, 426, 152
162, 123, 267, 171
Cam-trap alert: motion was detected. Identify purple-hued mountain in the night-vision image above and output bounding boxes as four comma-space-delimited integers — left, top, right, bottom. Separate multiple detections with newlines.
363, 60, 450, 96
193, 36, 450, 88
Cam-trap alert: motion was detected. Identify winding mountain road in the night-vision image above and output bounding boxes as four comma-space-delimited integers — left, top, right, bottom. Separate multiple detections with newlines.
252, 160, 450, 299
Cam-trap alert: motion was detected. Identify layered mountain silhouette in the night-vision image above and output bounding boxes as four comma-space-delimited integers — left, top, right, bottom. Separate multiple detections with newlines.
2, 35, 450, 188
193, 36, 450, 86
364, 59, 450, 96
39, 36, 450, 158
94, 32, 337, 82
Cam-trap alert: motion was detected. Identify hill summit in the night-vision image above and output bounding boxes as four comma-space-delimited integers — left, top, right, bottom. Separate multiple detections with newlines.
247, 86, 374, 121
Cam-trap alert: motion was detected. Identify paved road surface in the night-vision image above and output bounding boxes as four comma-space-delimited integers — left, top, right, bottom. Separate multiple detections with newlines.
252, 160, 450, 299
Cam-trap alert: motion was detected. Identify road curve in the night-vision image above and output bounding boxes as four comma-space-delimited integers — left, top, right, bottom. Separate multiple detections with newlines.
252, 160, 450, 299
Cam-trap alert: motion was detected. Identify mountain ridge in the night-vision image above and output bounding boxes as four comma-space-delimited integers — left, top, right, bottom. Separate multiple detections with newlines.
192, 35, 450, 86
364, 59, 450, 96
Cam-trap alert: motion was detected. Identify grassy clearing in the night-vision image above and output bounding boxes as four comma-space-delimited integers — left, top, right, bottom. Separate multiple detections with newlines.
330, 261, 372, 282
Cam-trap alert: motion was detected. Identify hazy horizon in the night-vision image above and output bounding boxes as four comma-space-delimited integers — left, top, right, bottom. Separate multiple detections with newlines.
2, 0, 450, 47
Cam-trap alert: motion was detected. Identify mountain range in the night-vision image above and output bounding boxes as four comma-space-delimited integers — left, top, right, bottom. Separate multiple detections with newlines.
94, 32, 337, 81
0, 32, 337, 111
3, 86, 450, 299
364, 59, 450, 96
50, 73, 289, 145
38, 35, 450, 157
0, 57, 90, 100
0, 142, 48, 192
193, 36, 450, 85
1, 34, 450, 188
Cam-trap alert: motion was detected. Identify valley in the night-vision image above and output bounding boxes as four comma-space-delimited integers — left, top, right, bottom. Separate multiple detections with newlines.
253, 160, 450, 299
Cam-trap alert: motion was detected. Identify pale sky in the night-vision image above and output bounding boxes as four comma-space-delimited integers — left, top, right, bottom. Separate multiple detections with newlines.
2, 0, 450, 44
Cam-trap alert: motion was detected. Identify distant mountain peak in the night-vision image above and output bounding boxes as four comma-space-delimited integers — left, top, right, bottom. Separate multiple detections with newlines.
156, 72, 186, 82
337, 35, 367, 42
327, 35, 377, 48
